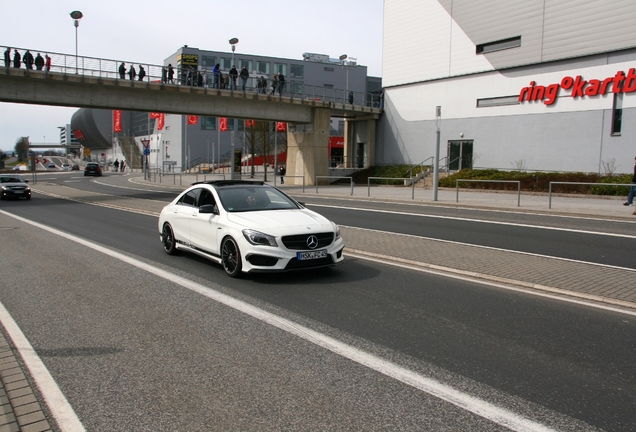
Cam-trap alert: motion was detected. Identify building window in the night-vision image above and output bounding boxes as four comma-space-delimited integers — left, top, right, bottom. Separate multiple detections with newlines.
201, 56, 216, 69
239, 59, 253, 72
476, 95, 520, 107
221, 57, 232, 70
202, 117, 216, 130
476, 36, 521, 54
274, 63, 287, 75
290, 64, 304, 78
611, 92, 623, 135
256, 61, 270, 75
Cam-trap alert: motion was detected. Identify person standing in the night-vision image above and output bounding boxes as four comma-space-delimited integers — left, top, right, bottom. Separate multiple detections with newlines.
278, 165, 286, 184
23, 50, 34, 69
120, 160, 126, 172
623, 156, 636, 206
113, 159, 120, 172
34, 53, 44, 70
44, 54, 51, 72
138, 65, 146, 81
128, 64, 136, 80
4, 47, 10, 68
277, 72, 285, 96
229, 65, 238, 90
212, 63, 220, 89
270, 73, 278, 95
12, 50, 21, 68
119, 62, 126, 79
161, 66, 167, 83
168, 64, 175, 84
240, 66, 249, 91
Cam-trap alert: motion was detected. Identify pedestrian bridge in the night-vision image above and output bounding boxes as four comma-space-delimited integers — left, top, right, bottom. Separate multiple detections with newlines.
1, 45, 382, 184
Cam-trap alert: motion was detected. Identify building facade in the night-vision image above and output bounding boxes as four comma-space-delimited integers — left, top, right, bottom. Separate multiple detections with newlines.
379, 0, 636, 174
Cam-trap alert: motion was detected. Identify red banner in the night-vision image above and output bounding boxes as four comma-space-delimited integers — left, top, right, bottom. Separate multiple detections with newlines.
220, 117, 228, 131
245, 119, 256, 128
113, 110, 122, 132
276, 122, 287, 132
150, 112, 161, 119
157, 113, 165, 130
72, 128, 85, 140
187, 115, 198, 125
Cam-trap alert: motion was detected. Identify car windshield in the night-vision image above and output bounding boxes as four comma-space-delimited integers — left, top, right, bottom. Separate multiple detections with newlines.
0, 176, 25, 183
217, 186, 300, 212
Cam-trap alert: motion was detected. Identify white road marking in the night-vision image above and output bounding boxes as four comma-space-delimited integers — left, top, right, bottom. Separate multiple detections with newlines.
0, 302, 86, 432
310, 203, 636, 238
0, 209, 557, 432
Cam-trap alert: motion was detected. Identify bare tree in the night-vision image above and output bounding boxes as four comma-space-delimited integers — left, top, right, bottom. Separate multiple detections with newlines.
601, 158, 617, 176
512, 159, 527, 171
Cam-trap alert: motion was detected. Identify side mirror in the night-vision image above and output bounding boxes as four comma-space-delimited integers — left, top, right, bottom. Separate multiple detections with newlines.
199, 204, 218, 215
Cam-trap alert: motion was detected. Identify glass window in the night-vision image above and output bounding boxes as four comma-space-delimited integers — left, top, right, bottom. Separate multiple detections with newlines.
256, 61, 270, 75
202, 117, 216, 130
274, 63, 287, 75
178, 189, 199, 207
290, 64, 304, 78
221, 57, 233, 70
476, 36, 521, 54
201, 55, 216, 69
197, 189, 216, 207
291, 82, 303, 95
238, 59, 253, 71
227, 118, 235, 130
611, 92, 623, 135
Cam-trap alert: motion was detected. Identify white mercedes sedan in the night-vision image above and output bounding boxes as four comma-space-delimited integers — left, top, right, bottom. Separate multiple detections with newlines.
158, 180, 344, 277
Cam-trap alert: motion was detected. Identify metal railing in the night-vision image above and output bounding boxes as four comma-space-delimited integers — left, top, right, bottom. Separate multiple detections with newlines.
315, 176, 354, 195
456, 179, 521, 206
2, 44, 382, 109
274, 175, 305, 192
548, 181, 634, 208
368, 177, 415, 199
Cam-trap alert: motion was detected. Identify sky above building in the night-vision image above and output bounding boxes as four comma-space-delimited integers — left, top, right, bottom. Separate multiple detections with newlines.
0, 0, 383, 152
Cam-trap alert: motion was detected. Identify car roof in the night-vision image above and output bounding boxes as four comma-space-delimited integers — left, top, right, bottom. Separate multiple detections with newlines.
191, 180, 266, 189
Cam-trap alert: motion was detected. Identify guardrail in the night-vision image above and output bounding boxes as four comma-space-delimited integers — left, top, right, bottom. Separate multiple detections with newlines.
368, 177, 415, 199
456, 179, 521, 206
316, 176, 354, 195
1, 44, 381, 109
548, 181, 633, 208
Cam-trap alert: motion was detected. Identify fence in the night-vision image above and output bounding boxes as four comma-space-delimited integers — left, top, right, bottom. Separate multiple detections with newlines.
316, 176, 354, 195
548, 181, 634, 208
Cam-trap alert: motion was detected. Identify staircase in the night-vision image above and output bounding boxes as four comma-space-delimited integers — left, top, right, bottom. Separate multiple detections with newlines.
419, 170, 450, 189
117, 136, 143, 169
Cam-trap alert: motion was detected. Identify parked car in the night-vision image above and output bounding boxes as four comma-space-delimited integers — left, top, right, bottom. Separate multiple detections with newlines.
61, 163, 71, 171
47, 162, 56, 168
0, 175, 31, 200
158, 180, 344, 277
84, 162, 102, 177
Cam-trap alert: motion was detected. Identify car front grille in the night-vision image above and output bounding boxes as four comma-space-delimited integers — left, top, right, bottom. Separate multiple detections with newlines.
285, 255, 335, 270
281, 232, 334, 250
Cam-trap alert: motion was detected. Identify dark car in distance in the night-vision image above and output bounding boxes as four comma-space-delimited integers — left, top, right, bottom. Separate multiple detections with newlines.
0, 175, 31, 200
84, 162, 102, 177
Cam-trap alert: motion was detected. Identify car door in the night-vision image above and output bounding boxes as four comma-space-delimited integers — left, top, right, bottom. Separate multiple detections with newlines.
169, 189, 200, 246
189, 188, 220, 256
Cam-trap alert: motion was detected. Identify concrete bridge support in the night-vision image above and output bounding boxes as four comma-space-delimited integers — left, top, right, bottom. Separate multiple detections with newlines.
286, 108, 331, 186
344, 117, 377, 169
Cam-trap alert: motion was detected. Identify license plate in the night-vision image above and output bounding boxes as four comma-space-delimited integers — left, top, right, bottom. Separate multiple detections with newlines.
297, 250, 327, 260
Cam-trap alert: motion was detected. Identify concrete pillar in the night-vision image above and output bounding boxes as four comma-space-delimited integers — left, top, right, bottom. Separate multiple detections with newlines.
343, 117, 376, 169
286, 108, 331, 186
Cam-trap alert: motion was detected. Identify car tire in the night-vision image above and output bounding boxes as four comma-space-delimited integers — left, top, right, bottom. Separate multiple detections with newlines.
161, 223, 178, 255
221, 237, 242, 278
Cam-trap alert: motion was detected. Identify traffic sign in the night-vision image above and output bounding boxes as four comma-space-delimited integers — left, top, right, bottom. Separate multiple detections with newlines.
143, 148, 150, 156
141, 139, 150, 149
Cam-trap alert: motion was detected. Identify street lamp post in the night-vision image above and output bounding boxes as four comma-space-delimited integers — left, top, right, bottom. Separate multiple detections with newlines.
70, 11, 83, 74
229, 37, 239, 66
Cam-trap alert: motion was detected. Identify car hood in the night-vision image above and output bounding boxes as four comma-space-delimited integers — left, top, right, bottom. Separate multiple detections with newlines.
1, 182, 28, 187
227, 209, 332, 231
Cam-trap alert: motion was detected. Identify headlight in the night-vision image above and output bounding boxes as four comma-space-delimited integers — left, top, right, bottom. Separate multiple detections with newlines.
331, 221, 340, 239
243, 229, 278, 247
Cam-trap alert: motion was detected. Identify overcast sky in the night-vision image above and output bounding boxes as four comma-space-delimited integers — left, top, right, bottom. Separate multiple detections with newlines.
1, 0, 384, 152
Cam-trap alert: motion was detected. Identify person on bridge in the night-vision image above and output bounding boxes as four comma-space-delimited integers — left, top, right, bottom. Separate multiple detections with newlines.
229, 66, 238, 90
35, 53, 44, 71
12, 50, 20, 68
240, 66, 249, 91
119, 62, 126, 79
44, 54, 51, 72
128, 65, 136, 80
138, 65, 146, 81
212, 63, 220, 89
23, 50, 34, 70
270, 73, 278, 95
277, 72, 285, 96
3, 47, 10, 68
168, 64, 175, 84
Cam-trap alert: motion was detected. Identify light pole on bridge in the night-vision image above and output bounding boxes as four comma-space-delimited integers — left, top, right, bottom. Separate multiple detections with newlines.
70, 10, 83, 74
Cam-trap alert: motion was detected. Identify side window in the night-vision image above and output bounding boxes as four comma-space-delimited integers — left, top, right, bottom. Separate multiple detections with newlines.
177, 189, 199, 207
197, 189, 216, 207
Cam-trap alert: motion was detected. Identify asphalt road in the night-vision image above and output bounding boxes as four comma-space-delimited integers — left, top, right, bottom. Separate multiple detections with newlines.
0, 174, 634, 431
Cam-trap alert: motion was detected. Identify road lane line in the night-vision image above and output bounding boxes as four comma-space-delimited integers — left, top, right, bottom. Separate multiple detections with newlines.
0, 209, 561, 432
0, 302, 86, 432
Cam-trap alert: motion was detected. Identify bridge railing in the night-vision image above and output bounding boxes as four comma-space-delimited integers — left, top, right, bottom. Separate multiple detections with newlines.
2, 44, 382, 109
